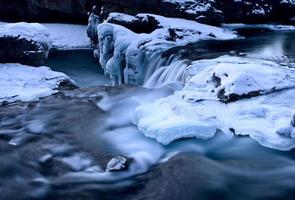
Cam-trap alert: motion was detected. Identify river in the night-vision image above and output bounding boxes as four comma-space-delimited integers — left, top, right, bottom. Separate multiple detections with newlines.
0, 29, 295, 200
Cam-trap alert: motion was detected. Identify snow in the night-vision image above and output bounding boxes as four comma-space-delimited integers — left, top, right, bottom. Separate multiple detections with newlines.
43, 23, 90, 50
184, 56, 295, 102
106, 156, 127, 172
161, 0, 219, 15
0, 22, 51, 45
97, 13, 236, 85
0, 63, 71, 103
0, 22, 91, 50
134, 56, 295, 151
281, 0, 295, 6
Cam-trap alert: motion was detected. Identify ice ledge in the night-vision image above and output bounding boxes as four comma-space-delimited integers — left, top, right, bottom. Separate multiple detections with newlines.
134, 56, 295, 151
0, 63, 72, 103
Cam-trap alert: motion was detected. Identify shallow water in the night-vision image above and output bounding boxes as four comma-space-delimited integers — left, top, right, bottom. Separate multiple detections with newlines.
1, 30, 295, 200
171, 31, 295, 65
46, 50, 110, 87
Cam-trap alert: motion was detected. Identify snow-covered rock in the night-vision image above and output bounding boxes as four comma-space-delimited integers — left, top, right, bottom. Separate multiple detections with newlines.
94, 13, 236, 85
184, 56, 295, 102
0, 22, 50, 44
0, 22, 51, 66
0, 63, 72, 103
106, 156, 128, 172
134, 56, 295, 151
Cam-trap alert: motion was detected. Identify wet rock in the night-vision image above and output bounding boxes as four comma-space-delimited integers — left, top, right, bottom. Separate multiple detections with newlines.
0, 36, 50, 66
291, 112, 295, 127
106, 156, 128, 172
0, 23, 51, 66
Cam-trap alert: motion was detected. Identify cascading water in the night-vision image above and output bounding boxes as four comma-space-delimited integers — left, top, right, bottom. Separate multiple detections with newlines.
141, 50, 190, 88
144, 58, 189, 88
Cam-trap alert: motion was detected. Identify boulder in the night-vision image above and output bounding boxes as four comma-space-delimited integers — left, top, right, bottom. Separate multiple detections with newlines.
0, 23, 51, 66
216, 0, 295, 23
93, 0, 223, 25
106, 156, 129, 172
0, 0, 92, 24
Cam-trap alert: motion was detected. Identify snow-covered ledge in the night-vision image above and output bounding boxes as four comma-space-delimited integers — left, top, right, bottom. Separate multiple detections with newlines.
134, 56, 295, 151
0, 64, 72, 103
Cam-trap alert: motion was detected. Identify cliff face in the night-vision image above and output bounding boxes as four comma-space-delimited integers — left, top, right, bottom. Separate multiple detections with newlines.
0, 0, 92, 24
0, 0, 294, 25
94, 0, 224, 25
217, 0, 295, 23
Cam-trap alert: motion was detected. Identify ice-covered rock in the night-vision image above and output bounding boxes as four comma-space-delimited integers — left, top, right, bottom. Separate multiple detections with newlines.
184, 56, 295, 102
87, 6, 106, 47
0, 22, 51, 66
91, 0, 223, 25
106, 156, 128, 172
134, 56, 295, 151
94, 13, 236, 85
0, 63, 72, 103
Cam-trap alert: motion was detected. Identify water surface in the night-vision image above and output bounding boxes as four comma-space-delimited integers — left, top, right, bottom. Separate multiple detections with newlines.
46, 50, 110, 87
1, 29, 295, 200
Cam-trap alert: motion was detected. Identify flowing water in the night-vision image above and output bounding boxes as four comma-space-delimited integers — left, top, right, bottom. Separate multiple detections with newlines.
1, 30, 295, 200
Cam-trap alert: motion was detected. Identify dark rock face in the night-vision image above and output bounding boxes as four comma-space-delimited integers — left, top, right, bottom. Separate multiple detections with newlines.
107, 14, 160, 34
1, 0, 294, 25
94, 0, 223, 25
217, 0, 295, 23
0, 0, 93, 24
0, 36, 50, 66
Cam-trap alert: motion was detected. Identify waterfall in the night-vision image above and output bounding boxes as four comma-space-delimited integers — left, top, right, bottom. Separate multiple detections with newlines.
143, 51, 190, 88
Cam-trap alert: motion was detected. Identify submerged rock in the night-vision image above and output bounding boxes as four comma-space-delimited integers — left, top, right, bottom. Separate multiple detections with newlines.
106, 156, 128, 172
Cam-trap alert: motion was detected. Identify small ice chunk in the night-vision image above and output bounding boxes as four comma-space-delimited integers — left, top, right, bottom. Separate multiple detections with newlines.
106, 156, 128, 172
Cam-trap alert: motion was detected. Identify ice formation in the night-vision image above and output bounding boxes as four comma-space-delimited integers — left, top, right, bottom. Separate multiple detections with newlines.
0, 63, 71, 103
95, 13, 236, 86
134, 56, 295, 151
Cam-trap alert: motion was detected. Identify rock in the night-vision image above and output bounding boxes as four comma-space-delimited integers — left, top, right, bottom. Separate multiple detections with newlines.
107, 13, 160, 34
0, 23, 51, 66
216, 0, 295, 23
106, 156, 128, 172
0, 36, 49, 66
87, 6, 105, 47
0, 0, 92, 24
291, 112, 295, 127
93, 0, 223, 25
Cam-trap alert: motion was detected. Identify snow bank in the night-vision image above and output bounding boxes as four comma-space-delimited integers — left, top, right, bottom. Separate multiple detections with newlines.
43, 23, 90, 50
0, 22, 90, 50
0, 22, 51, 45
97, 13, 236, 85
0, 64, 71, 103
161, 0, 220, 15
184, 56, 295, 102
134, 56, 295, 151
